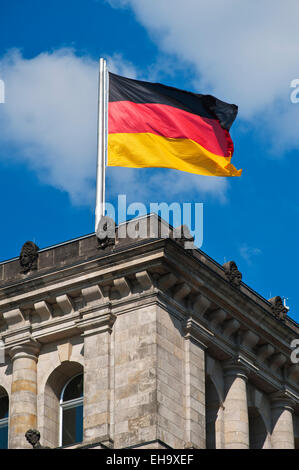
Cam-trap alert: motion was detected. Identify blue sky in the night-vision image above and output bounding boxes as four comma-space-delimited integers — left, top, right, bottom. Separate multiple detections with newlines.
0, 0, 298, 322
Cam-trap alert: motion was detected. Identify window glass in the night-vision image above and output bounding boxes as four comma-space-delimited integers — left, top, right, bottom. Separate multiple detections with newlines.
62, 404, 83, 446
0, 395, 8, 420
63, 375, 83, 402
0, 424, 8, 449
60, 374, 83, 447
0, 394, 8, 449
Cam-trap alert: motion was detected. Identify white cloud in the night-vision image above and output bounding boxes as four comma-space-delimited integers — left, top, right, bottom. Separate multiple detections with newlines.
107, 167, 228, 205
0, 48, 228, 206
107, 53, 138, 79
239, 243, 262, 264
108, 0, 299, 151
0, 49, 98, 205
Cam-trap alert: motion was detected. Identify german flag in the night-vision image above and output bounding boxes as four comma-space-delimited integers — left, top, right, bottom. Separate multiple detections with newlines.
108, 73, 242, 177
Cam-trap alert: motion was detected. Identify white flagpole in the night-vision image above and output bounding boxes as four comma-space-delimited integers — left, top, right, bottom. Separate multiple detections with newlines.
95, 58, 108, 232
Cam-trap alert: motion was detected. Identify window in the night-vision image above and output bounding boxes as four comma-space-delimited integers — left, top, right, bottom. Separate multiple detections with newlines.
0, 391, 9, 449
60, 374, 83, 446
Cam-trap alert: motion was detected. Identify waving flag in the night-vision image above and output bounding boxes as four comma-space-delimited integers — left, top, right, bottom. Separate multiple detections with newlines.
108, 72, 241, 177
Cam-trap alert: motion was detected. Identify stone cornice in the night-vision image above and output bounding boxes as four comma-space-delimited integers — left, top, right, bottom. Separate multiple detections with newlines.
0, 240, 166, 310
162, 240, 298, 340
0, 230, 297, 333
76, 307, 116, 337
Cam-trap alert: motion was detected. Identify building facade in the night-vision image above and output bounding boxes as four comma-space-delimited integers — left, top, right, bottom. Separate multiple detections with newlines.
0, 214, 298, 449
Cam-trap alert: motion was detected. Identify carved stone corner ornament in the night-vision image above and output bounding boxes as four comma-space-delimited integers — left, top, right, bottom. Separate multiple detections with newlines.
268, 296, 288, 320
96, 216, 115, 250
25, 429, 50, 449
223, 260, 242, 288
19, 241, 39, 274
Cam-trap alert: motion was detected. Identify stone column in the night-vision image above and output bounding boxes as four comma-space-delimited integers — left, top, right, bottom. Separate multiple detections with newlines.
184, 319, 206, 449
270, 394, 295, 449
8, 341, 40, 449
223, 362, 249, 449
77, 298, 116, 446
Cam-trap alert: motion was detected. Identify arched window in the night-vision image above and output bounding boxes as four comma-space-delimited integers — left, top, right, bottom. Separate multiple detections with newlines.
60, 374, 83, 446
0, 389, 9, 449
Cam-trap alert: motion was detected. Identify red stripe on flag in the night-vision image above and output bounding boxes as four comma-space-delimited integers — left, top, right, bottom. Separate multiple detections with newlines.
109, 101, 233, 157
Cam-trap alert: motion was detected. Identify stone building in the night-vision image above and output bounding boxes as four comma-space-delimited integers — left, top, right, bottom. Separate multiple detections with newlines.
0, 214, 298, 449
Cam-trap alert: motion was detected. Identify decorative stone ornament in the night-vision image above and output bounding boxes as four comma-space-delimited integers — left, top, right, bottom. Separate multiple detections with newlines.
25, 429, 50, 449
19, 241, 39, 274
223, 260, 242, 288
268, 296, 288, 320
96, 216, 115, 250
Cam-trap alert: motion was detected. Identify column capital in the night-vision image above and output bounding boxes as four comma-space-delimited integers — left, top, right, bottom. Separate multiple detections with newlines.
9, 340, 41, 362
270, 391, 295, 413
223, 358, 249, 381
